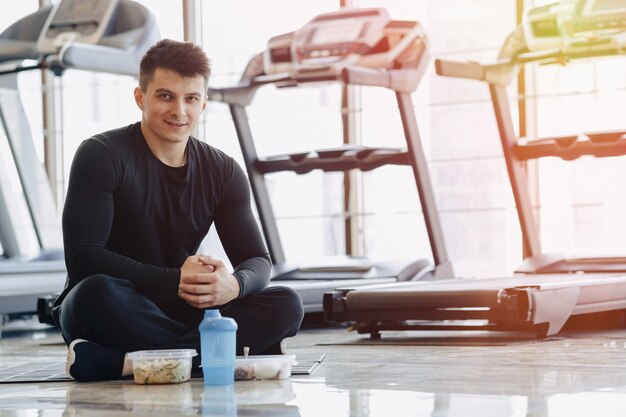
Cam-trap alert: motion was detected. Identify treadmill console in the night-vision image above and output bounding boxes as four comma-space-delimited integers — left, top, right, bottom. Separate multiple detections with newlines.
36, 0, 119, 54
572, 0, 626, 33
522, 1, 577, 51
521, 0, 626, 53
263, 7, 427, 80
291, 9, 391, 69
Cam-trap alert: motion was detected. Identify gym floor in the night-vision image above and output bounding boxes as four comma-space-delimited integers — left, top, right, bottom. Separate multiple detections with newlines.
1, 317, 626, 417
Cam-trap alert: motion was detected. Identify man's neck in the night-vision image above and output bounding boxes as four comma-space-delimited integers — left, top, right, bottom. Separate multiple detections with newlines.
140, 123, 188, 167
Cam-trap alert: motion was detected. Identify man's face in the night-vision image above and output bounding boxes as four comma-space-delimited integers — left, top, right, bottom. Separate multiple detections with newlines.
134, 68, 207, 145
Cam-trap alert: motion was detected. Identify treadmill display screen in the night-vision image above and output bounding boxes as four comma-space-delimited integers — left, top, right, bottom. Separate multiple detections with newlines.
311, 22, 364, 45
37, 0, 119, 54
585, 0, 626, 13
42, 0, 118, 40
60, 0, 99, 13
51, 0, 112, 25
574, 0, 626, 32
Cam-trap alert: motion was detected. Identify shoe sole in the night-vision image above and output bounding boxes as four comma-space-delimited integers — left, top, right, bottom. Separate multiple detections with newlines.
66, 339, 88, 379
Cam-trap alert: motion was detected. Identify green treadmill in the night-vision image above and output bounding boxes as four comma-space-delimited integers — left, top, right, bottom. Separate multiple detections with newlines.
324, 0, 626, 338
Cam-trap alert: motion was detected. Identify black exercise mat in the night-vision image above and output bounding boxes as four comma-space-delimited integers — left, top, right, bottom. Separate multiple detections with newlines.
292, 353, 326, 376
0, 354, 326, 384
0, 359, 68, 383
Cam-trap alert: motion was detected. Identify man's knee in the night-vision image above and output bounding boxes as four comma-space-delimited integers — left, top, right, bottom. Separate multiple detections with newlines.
61, 275, 129, 321
265, 286, 304, 335
58, 275, 138, 343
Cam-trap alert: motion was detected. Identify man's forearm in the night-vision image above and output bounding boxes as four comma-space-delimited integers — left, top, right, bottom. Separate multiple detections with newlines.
65, 244, 180, 294
232, 254, 272, 298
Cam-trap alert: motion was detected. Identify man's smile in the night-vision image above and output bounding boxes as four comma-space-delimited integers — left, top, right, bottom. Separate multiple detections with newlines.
165, 120, 188, 127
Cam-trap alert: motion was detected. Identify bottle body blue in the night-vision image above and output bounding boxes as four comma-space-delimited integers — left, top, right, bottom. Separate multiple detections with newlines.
199, 309, 237, 385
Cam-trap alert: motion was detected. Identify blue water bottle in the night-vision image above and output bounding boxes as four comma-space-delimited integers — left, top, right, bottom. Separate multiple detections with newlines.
199, 309, 237, 385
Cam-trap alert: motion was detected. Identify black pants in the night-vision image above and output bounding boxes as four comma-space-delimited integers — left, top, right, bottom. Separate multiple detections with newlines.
55, 274, 304, 357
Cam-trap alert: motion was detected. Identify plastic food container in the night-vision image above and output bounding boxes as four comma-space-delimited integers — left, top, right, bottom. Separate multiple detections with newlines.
128, 349, 197, 384
234, 354, 296, 381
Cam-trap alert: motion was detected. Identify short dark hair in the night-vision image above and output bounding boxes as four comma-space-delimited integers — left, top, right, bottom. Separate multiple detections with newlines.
139, 39, 211, 90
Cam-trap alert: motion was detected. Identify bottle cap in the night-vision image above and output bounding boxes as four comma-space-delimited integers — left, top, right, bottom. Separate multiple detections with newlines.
203, 309, 221, 318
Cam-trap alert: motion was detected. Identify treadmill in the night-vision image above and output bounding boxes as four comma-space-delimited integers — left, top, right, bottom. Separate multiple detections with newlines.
324, 0, 626, 338
0, 0, 159, 316
206, 8, 454, 313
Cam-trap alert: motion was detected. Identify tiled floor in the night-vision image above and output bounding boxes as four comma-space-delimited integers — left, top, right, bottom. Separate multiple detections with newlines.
2, 321, 626, 416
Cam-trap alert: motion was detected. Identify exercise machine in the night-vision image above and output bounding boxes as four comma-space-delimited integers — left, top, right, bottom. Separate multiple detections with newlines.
207, 8, 454, 312
0, 0, 159, 316
324, 0, 626, 338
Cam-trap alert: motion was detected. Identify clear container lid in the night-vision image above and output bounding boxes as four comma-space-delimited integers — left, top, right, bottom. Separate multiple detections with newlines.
235, 354, 296, 380
235, 354, 296, 365
128, 349, 198, 360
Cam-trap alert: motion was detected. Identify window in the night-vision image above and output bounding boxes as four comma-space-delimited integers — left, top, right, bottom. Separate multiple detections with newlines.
201, 0, 345, 263
530, 56, 626, 255
357, 0, 521, 277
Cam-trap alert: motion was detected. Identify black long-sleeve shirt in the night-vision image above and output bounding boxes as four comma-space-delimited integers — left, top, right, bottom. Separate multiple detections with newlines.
56, 122, 270, 305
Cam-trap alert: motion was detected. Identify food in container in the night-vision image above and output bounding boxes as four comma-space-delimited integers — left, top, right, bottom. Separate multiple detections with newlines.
234, 354, 296, 381
127, 349, 197, 384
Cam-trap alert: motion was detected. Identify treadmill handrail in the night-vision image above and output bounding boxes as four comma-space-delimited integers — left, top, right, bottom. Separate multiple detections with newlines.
0, 39, 41, 64
340, 66, 421, 94
57, 41, 143, 76
436, 36, 626, 87
207, 63, 428, 108
435, 58, 517, 87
